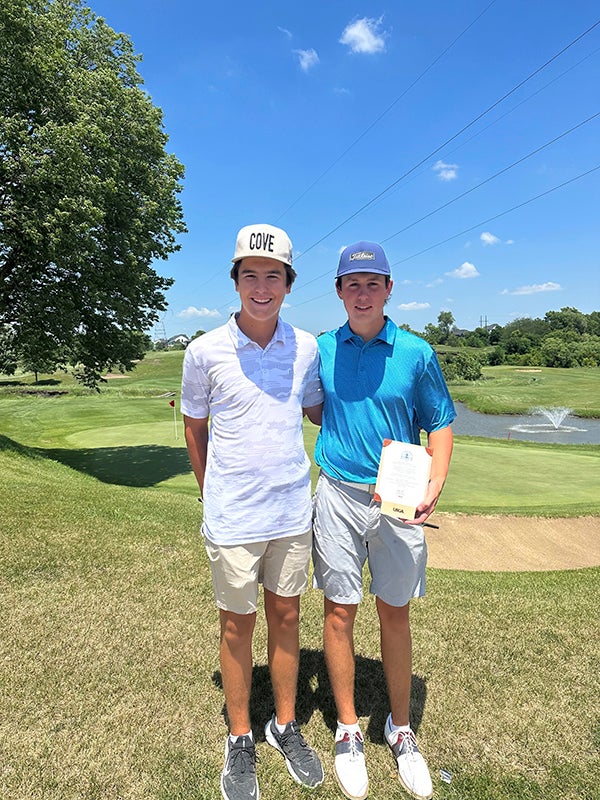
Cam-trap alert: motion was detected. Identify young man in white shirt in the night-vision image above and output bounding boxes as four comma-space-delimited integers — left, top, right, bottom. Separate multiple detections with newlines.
181, 224, 324, 800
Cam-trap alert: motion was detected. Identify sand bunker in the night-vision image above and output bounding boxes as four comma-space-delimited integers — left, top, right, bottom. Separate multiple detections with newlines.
426, 514, 599, 571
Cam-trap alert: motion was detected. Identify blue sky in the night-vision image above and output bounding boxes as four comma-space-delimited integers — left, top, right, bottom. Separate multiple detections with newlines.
91, 0, 600, 339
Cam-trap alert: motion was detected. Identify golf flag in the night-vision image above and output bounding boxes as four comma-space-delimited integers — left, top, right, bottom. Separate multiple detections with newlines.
169, 398, 178, 439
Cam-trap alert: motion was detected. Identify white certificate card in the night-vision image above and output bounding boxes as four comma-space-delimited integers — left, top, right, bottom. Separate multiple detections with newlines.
373, 439, 432, 520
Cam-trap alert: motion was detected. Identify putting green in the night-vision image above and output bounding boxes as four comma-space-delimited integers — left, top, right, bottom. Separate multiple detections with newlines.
442, 438, 597, 515
65, 421, 185, 449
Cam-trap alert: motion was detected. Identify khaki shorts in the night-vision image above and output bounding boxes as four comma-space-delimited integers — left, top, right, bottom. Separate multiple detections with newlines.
205, 530, 312, 615
312, 471, 426, 607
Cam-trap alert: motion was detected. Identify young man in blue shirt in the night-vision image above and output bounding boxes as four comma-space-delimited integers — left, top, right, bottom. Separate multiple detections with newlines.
312, 241, 455, 800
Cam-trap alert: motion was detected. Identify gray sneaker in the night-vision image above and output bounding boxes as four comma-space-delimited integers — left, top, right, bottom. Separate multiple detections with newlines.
264, 715, 324, 788
221, 734, 259, 800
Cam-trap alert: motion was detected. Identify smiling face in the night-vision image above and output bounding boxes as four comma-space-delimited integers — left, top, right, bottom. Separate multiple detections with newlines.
234, 256, 291, 335
337, 271, 393, 340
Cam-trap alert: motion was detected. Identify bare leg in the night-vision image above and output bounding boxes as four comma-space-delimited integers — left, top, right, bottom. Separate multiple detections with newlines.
324, 597, 359, 724
264, 589, 300, 725
220, 609, 256, 735
376, 598, 412, 726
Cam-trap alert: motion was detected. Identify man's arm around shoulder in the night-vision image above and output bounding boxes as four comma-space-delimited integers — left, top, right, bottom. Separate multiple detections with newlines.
303, 404, 323, 426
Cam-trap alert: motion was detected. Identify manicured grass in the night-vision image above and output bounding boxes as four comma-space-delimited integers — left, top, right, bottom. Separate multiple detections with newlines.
302, 424, 600, 517
0, 393, 191, 490
3, 353, 599, 418
2, 363, 600, 515
449, 365, 600, 417
0, 350, 184, 397
1, 351, 599, 798
433, 437, 598, 516
1, 444, 598, 800
0, 393, 598, 515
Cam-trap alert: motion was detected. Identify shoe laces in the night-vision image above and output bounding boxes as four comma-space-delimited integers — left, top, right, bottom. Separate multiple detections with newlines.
279, 722, 312, 762
396, 729, 418, 758
228, 741, 258, 776
340, 729, 364, 761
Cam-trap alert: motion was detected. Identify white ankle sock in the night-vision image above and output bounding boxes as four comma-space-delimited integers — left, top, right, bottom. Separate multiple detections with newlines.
387, 714, 411, 734
230, 730, 253, 743
337, 720, 361, 734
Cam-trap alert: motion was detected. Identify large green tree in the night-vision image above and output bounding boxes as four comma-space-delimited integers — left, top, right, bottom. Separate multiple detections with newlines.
0, 0, 186, 386
423, 310, 455, 345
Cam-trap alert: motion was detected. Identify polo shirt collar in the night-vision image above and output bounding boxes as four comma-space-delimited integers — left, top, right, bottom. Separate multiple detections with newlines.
339, 316, 396, 346
228, 312, 286, 348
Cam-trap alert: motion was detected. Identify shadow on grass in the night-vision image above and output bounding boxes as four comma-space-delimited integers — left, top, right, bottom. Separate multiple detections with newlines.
212, 647, 426, 742
0, 378, 62, 387
44, 445, 192, 487
0, 433, 191, 487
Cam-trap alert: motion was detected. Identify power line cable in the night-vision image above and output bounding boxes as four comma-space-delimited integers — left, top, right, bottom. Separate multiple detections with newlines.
421, 45, 600, 172
198, 47, 600, 318
291, 112, 600, 293
274, 0, 498, 223
362, 45, 600, 214
193, 266, 230, 293
219, 137, 600, 314
191, 27, 600, 318
381, 111, 600, 243
289, 163, 600, 309
391, 163, 600, 266
294, 18, 600, 261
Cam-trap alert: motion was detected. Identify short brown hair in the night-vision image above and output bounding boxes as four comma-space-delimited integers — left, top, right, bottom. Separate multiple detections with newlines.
230, 259, 297, 287
335, 274, 391, 290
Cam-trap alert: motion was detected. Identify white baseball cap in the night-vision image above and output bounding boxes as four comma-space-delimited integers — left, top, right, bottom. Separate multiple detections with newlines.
232, 224, 293, 267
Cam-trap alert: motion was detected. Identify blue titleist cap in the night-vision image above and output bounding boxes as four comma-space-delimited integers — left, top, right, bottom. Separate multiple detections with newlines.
336, 241, 391, 278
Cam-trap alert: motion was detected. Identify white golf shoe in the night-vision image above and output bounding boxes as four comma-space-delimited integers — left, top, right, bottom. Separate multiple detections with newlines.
384, 715, 433, 799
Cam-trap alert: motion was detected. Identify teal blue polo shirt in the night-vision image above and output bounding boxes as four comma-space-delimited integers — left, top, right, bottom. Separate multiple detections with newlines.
315, 318, 456, 483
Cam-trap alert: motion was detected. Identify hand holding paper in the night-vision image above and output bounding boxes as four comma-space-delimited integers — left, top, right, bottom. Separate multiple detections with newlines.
374, 440, 433, 521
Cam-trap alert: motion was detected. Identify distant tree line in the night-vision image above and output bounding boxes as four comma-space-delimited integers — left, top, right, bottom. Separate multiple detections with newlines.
419, 307, 600, 381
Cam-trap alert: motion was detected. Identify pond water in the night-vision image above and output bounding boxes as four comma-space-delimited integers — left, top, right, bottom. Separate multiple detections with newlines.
451, 402, 600, 445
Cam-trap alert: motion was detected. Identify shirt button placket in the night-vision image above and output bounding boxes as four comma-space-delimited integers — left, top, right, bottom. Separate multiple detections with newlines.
359, 347, 367, 382
260, 350, 267, 387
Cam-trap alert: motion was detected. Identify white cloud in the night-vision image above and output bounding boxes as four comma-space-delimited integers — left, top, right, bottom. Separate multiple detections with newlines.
334, 86, 351, 96
294, 48, 319, 71
502, 282, 561, 296
433, 159, 458, 181
340, 17, 387, 54
446, 261, 480, 279
177, 306, 221, 319
506, 239, 515, 245
480, 231, 500, 246
398, 301, 430, 311
278, 26, 292, 39
426, 278, 443, 288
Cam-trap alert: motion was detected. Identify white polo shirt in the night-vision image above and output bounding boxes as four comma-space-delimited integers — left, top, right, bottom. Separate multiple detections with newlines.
181, 314, 323, 546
